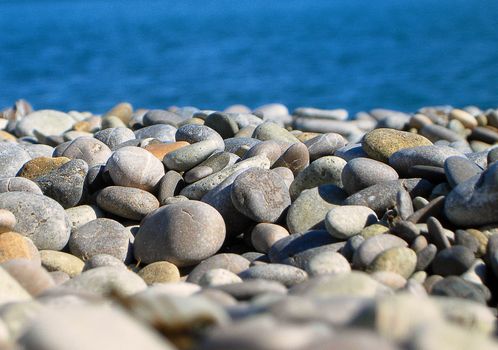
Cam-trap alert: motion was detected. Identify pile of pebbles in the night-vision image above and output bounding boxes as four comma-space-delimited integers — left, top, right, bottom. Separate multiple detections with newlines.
0, 100, 498, 349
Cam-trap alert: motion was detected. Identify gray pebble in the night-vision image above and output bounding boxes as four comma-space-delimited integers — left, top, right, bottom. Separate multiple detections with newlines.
186, 253, 250, 284
133, 124, 176, 142
0, 143, 31, 178
238, 264, 308, 287
304, 133, 347, 161
353, 234, 408, 269
341, 157, 399, 195
0, 177, 43, 195
444, 156, 482, 188
325, 205, 378, 240
94, 127, 136, 150
61, 137, 112, 167
97, 186, 159, 220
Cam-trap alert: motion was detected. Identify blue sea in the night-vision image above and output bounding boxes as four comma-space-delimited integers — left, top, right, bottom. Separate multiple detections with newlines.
0, 0, 497, 114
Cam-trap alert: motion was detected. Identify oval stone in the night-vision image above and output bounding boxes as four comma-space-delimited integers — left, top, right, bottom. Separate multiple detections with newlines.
96, 186, 159, 220
325, 206, 378, 240
341, 157, 399, 195
61, 137, 112, 167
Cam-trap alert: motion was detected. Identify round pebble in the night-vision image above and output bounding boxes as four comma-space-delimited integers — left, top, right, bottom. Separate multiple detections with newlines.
325, 205, 378, 240
137, 261, 181, 285
96, 186, 159, 220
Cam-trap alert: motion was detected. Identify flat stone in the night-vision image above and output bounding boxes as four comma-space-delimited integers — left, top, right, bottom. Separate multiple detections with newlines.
367, 247, 417, 278
231, 168, 291, 223
82, 254, 126, 271
97, 186, 159, 220
325, 205, 378, 240
186, 253, 250, 284
198, 268, 243, 287
289, 156, 346, 200
444, 156, 483, 188
344, 178, 434, 216
134, 201, 226, 266
133, 124, 176, 142
34, 159, 88, 208
65, 205, 103, 230
388, 145, 466, 176
304, 133, 347, 161
415, 244, 437, 271
163, 138, 222, 172
0, 231, 40, 264
252, 122, 299, 143
431, 276, 487, 304
69, 218, 130, 262
420, 124, 465, 142
341, 157, 399, 195
0, 192, 71, 250
180, 154, 270, 200
138, 261, 180, 285
431, 246, 476, 276
0, 177, 43, 195
238, 264, 308, 287
185, 152, 239, 184
144, 141, 189, 160
19, 157, 70, 180
106, 146, 165, 191
353, 234, 408, 269
362, 128, 432, 163
143, 109, 185, 127
40, 250, 84, 277
449, 108, 478, 128
210, 279, 287, 300
16, 110, 75, 138
61, 137, 112, 167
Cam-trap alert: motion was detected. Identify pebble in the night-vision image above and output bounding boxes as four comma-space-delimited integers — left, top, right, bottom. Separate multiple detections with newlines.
367, 246, 417, 279
204, 112, 240, 138
0, 231, 40, 264
61, 137, 112, 167
106, 146, 165, 192
341, 157, 399, 195
0, 143, 32, 178
304, 251, 351, 277
252, 121, 299, 143
362, 128, 432, 162
250, 223, 290, 253
231, 168, 291, 223
176, 124, 224, 148
304, 132, 347, 161
186, 253, 250, 284
96, 186, 159, 220
0, 192, 71, 250
272, 141, 310, 175
431, 246, 476, 276
0, 266, 32, 306
68, 218, 130, 262
0, 176, 43, 195
40, 250, 84, 277
65, 204, 103, 230
185, 151, 238, 183
431, 276, 487, 304
353, 234, 408, 269
198, 268, 243, 287
211, 279, 287, 300
137, 261, 181, 285
35, 159, 88, 208
82, 254, 126, 271
94, 127, 136, 150
1, 260, 55, 296
420, 123, 465, 142
16, 110, 75, 138
325, 205, 378, 240
0, 209, 16, 233
142, 109, 184, 127
238, 263, 308, 287
289, 156, 346, 199
133, 124, 176, 142
134, 201, 226, 266
18, 156, 70, 180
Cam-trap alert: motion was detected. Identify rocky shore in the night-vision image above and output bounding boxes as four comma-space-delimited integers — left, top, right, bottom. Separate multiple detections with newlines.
0, 100, 498, 350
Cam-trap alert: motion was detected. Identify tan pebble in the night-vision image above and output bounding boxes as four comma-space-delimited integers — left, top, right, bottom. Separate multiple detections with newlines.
18, 157, 71, 180
145, 141, 189, 160
138, 261, 180, 285
0, 232, 40, 264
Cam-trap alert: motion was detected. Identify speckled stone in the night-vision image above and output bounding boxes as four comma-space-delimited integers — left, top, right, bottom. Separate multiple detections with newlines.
143, 109, 185, 127
289, 156, 346, 200
19, 157, 70, 180
40, 250, 84, 277
106, 146, 165, 192
61, 137, 112, 167
0, 143, 32, 178
34, 159, 88, 208
325, 205, 378, 240
134, 201, 226, 266
341, 157, 399, 195
186, 253, 250, 284
0, 177, 43, 195
65, 205, 103, 230
175, 124, 224, 148
0, 231, 40, 264
137, 261, 180, 285
367, 247, 417, 278
238, 263, 308, 287
231, 168, 291, 223
69, 218, 130, 262
97, 186, 159, 220
0, 192, 71, 250
362, 128, 432, 163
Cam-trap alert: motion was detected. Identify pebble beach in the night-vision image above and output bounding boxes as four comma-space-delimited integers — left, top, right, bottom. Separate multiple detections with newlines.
0, 100, 498, 350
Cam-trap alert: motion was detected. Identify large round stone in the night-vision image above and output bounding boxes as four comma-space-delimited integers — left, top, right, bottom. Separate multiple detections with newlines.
16, 110, 75, 138
231, 168, 291, 223
106, 146, 165, 191
0, 192, 70, 250
134, 201, 226, 267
